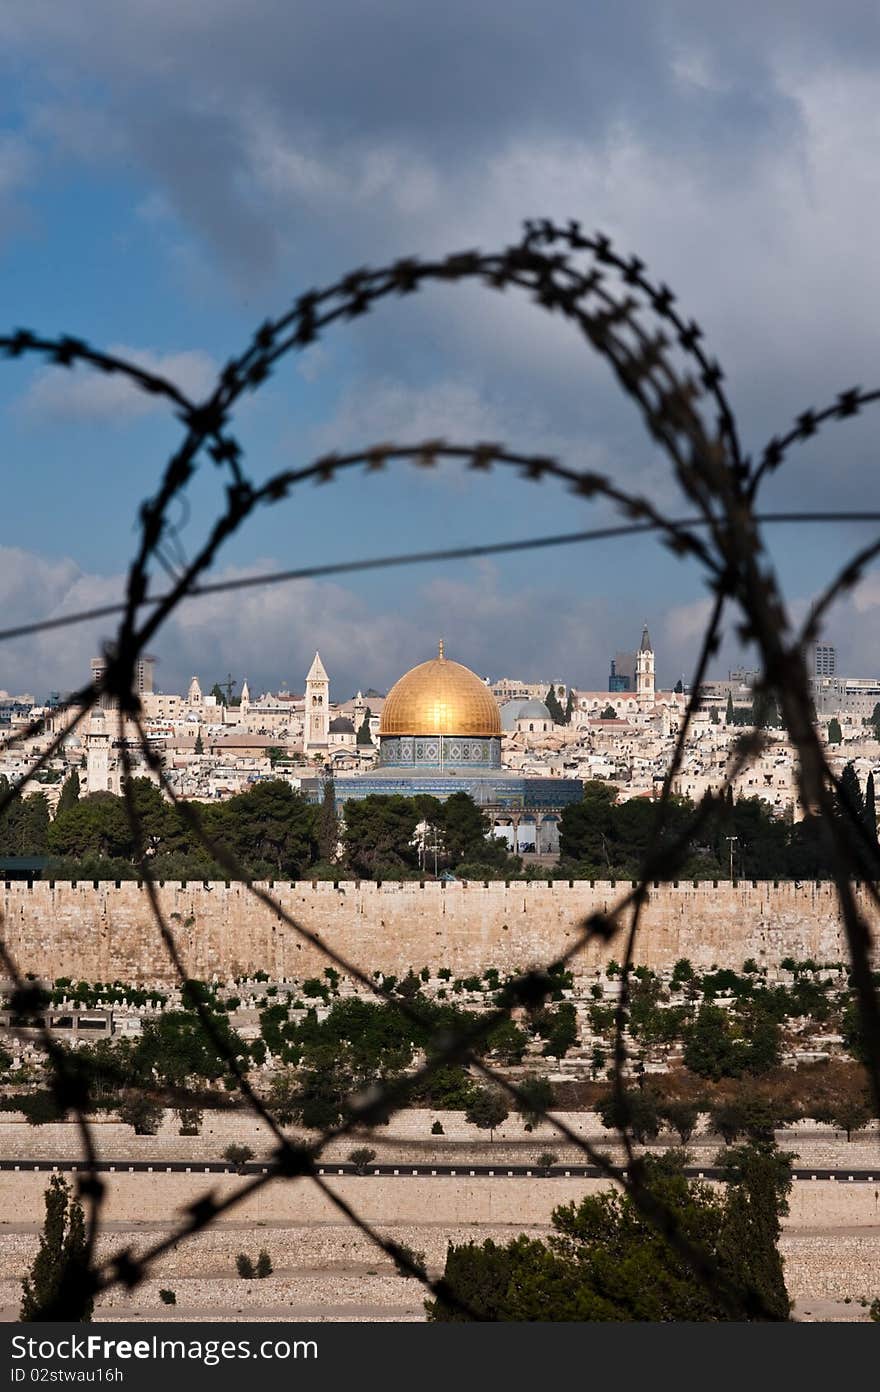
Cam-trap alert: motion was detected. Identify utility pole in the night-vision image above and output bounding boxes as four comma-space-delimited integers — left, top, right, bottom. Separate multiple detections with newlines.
726, 834, 738, 881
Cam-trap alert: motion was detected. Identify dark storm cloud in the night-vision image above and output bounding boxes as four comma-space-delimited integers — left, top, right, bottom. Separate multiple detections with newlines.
3, 2, 880, 688
0, 1, 833, 271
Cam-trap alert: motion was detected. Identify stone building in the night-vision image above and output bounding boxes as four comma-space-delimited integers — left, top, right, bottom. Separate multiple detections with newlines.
317, 642, 582, 853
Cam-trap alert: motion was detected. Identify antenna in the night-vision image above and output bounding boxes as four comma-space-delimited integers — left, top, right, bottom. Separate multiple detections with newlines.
214, 673, 237, 705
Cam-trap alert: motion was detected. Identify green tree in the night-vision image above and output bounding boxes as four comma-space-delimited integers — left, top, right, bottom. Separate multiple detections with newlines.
864, 771, 878, 846
827, 717, 842, 745
438, 792, 510, 869
544, 685, 565, 724
356, 707, 373, 745
837, 762, 863, 823
515, 1075, 554, 1126
563, 690, 574, 724
0, 784, 50, 856
118, 1094, 163, 1135
726, 692, 735, 723
342, 794, 420, 876
427, 1146, 791, 1321
223, 1143, 254, 1171
194, 728, 204, 755
870, 702, 880, 741
465, 1086, 509, 1140
219, 780, 317, 876
683, 1004, 745, 1080
830, 1093, 871, 1141
210, 683, 228, 707
600, 704, 617, 720
20, 1175, 93, 1321
533, 1002, 578, 1057
558, 781, 617, 867
317, 779, 339, 863
48, 792, 132, 861
136, 1008, 248, 1090
55, 771, 80, 818
660, 1098, 702, 1145
596, 1088, 661, 1144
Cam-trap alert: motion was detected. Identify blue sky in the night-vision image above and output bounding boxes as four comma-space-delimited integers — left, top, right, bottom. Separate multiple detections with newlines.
2, 2, 880, 700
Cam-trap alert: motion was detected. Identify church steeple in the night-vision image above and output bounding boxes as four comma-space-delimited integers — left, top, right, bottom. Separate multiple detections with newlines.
636, 623, 655, 703
304, 651, 329, 751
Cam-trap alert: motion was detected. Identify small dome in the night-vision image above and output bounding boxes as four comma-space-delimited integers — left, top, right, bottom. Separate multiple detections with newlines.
329, 716, 355, 733
499, 699, 525, 732
380, 642, 501, 738
515, 699, 552, 720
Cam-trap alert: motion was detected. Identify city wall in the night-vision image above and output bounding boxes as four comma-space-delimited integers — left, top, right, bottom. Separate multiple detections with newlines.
0, 879, 876, 983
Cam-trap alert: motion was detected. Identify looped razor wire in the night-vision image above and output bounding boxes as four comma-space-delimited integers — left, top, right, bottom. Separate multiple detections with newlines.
0, 218, 878, 1320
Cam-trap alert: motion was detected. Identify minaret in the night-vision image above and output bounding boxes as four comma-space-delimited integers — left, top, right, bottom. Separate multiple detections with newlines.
636, 623, 655, 702
187, 675, 202, 707
304, 652, 329, 751
86, 707, 112, 793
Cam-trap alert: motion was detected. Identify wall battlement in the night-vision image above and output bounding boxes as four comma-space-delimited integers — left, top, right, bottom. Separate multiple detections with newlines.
0, 879, 874, 983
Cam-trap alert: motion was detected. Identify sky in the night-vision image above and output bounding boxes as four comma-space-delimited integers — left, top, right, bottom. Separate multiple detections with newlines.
2, 2, 880, 701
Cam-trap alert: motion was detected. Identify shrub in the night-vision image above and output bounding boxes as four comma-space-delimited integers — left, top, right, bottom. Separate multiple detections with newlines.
348, 1146, 377, 1173
223, 1143, 254, 1170
159, 1289, 176, 1305
431, 1120, 444, 1135
537, 1152, 558, 1172
236, 1253, 255, 1279
255, 1250, 273, 1278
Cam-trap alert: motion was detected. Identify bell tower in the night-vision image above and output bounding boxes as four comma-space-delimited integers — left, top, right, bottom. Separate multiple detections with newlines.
304, 652, 329, 751
636, 623, 655, 703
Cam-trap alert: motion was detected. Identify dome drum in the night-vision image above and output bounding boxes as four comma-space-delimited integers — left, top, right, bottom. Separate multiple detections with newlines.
380, 734, 502, 770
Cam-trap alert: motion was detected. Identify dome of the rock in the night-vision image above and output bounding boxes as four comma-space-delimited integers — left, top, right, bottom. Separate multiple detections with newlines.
380, 642, 501, 738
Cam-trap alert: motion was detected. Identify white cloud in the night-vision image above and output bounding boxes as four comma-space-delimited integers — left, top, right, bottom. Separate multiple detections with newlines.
21, 346, 217, 424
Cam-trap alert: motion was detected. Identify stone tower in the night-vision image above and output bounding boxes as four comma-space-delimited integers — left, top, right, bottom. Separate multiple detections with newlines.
636, 623, 655, 703
85, 707, 113, 793
304, 652, 329, 752
240, 678, 250, 715
187, 675, 202, 707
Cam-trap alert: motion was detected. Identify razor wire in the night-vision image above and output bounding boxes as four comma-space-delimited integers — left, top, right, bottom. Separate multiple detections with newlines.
0, 218, 877, 1320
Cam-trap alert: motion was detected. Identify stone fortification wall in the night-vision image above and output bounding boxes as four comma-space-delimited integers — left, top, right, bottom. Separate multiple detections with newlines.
0, 879, 875, 984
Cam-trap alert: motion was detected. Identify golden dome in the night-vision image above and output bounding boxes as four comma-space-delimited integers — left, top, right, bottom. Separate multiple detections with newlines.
380, 642, 501, 738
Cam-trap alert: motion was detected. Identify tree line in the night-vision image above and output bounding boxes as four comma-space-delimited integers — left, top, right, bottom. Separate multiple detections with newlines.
0, 775, 519, 881
3, 760, 878, 881
557, 770, 879, 880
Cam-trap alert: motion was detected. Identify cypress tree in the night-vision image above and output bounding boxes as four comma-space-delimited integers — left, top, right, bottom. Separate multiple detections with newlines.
864, 772, 878, 846
725, 692, 735, 724
194, 728, 204, 755
827, 717, 842, 745
356, 707, 373, 745
55, 770, 80, 818
544, 686, 564, 724
564, 690, 574, 725
20, 1174, 93, 1321
837, 762, 863, 823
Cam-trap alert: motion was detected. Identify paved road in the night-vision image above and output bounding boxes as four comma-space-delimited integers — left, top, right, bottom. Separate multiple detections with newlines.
1, 1159, 878, 1181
